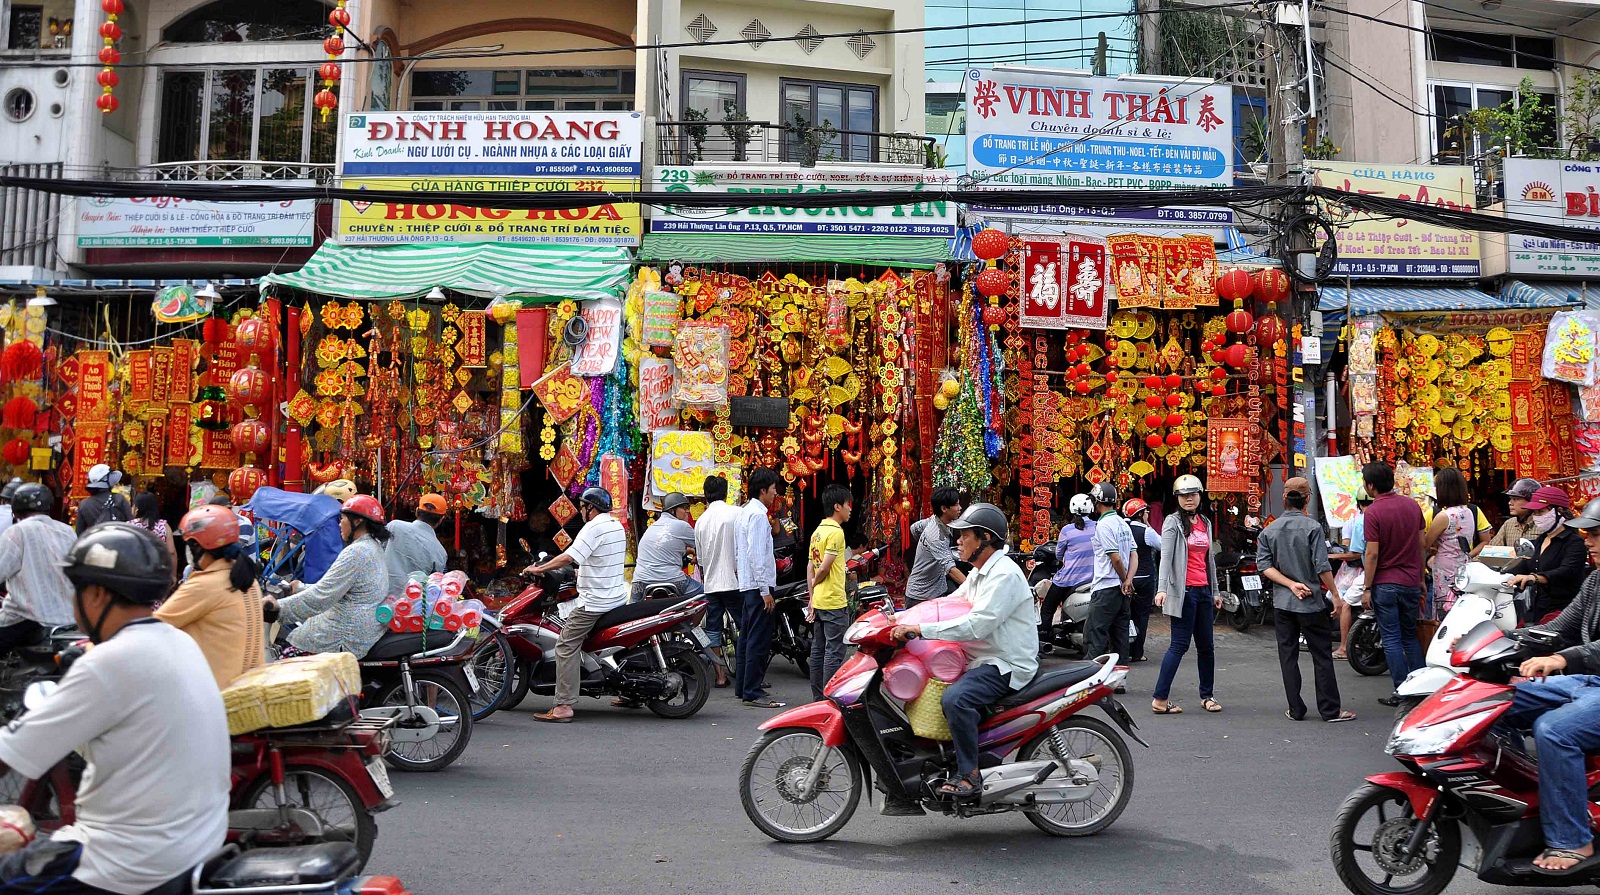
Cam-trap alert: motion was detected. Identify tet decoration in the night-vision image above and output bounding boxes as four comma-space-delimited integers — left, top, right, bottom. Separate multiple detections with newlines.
96, 0, 121, 113
1019, 234, 1109, 331
315, 0, 348, 122
672, 323, 729, 407
1206, 418, 1251, 492
650, 429, 715, 497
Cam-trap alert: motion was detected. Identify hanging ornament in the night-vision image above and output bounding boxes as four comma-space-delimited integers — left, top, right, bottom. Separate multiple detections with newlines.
1225, 299, 1255, 335
1255, 304, 1286, 345
1145, 413, 1165, 429
1165, 431, 1184, 448
1164, 373, 1181, 390
975, 267, 1010, 298
1164, 393, 1182, 409
229, 364, 270, 407
1216, 268, 1253, 303
317, 1, 348, 122
1, 397, 36, 430
1165, 412, 1184, 428
1252, 267, 1291, 303
1225, 343, 1249, 369
234, 312, 273, 360
0, 340, 42, 382
1144, 394, 1162, 410
230, 419, 270, 456
1145, 433, 1164, 450
228, 465, 268, 502
971, 228, 1009, 262
97, 0, 122, 114
2, 439, 29, 467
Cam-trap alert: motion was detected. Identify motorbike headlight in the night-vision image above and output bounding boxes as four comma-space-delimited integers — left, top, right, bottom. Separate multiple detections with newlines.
1386, 707, 1500, 757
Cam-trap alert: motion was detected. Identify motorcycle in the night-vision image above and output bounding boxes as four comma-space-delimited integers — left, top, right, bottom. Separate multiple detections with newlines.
356, 628, 477, 772
1329, 622, 1598, 894
186, 842, 416, 895
1217, 532, 1267, 632
738, 603, 1145, 843
1345, 609, 1389, 677
1390, 549, 1525, 712
1027, 543, 1094, 657
0, 624, 83, 719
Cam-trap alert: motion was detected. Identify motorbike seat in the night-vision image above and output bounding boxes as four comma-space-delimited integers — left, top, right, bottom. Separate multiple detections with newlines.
202, 842, 361, 889
774, 581, 807, 600
361, 630, 463, 661
992, 662, 1103, 710
592, 598, 680, 631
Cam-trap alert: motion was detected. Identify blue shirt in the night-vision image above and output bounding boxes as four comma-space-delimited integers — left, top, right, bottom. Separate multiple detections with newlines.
1090, 512, 1135, 593
1345, 515, 1366, 556
1052, 519, 1097, 587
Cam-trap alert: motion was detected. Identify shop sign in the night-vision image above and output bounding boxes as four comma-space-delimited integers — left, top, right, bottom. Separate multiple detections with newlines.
570, 298, 623, 377
1503, 159, 1600, 276
1310, 162, 1480, 278
638, 357, 679, 431
335, 177, 639, 246
963, 68, 1232, 190
650, 166, 957, 237
76, 189, 316, 248
342, 111, 643, 178
971, 203, 1235, 227
1020, 233, 1109, 330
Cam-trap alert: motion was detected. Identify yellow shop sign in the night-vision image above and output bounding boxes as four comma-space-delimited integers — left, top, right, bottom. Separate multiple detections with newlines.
335, 177, 639, 246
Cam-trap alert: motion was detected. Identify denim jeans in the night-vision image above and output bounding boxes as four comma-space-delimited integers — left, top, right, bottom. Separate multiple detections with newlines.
703, 590, 740, 650
1372, 583, 1424, 690
1153, 586, 1215, 701
0, 840, 124, 893
808, 608, 850, 701
940, 663, 1011, 776
1502, 675, 1600, 850
736, 589, 774, 702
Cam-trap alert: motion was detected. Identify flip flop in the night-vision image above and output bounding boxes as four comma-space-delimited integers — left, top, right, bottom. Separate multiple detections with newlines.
714, 678, 732, 689
938, 772, 983, 798
1285, 709, 1304, 721
743, 699, 787, 709
1332, 651, 1349, 660
1526, 849, 1600, 876
1151, 703, 1183, 714
1201, 698, 1223, 713
1325, 711, 1357, 723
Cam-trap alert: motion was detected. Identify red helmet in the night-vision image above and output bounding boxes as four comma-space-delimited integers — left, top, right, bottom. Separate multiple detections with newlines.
341, 494, 385, 525
178, 504, 241, 551
1122, 498, 1149, 518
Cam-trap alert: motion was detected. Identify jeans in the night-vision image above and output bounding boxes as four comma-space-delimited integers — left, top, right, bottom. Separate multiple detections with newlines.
940, 664, 1011, 776
703, 590, 740, 650
737, 589, 774, 701
1153, 586, 1215, 701
1129, 579, 1156, 660
1038, 581, 1084, 644
1372, 583, 1425, 690
629, 577, 703, 604
553, 608, 606, 706
0, 840, 125, 894
1503, 675, 1600, 850
1084, 586, 1131, 661
0, 620, 42, 655
808, 608, 850, 701
1274, 606, 1341, 720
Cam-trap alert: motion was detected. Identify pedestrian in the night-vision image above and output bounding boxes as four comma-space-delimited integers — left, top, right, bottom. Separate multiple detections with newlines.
1507, 487, 1588, 623
1330, 492, 1373, 660
1123, 497, 1161, 663
736, 469, 784, 708
904, 487, 965, 607
1472, 477, 1539, 557
526, 487, 627, 723
694, 474, 740, 688
631, 492, 701, 602
75, 463, 132, 532
1150, 475, 1222, 715
1084, 481, 1136, 663
131, 490, 179, 585
383, 493, 449, 593
1423, 467, 1491, 617
1257, 476, 1354, 722
1362, 461, 1427, 706
807, 484, 853, 702
0, 483, 77, 653
1039, 494, 1097, 654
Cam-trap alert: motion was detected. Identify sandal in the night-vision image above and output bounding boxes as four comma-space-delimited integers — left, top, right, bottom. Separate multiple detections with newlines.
1201, 698, 1223, 713
1529, 848, 1600, 876
1151, 702, 1183, 714
743, 698, 787, 709
1331, 650, 1348, 660
938, 771, 983, 798
1285, 709, 1304, 721
1325, 711, 1357, 723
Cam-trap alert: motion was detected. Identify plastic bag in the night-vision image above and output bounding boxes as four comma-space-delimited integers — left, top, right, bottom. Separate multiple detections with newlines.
1543, 310, 1600, 386
0, 805, 33, 854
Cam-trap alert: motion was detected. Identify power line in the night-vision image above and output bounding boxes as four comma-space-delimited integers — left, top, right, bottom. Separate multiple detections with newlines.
1340, 5, 1600, 78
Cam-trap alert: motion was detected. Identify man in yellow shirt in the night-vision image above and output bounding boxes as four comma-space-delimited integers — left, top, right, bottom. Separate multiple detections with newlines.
807, 484, 853, 701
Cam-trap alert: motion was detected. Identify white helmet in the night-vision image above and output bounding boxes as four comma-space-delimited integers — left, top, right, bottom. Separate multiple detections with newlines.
1069, 493, 1094, 516
1174, 474, 1205, 496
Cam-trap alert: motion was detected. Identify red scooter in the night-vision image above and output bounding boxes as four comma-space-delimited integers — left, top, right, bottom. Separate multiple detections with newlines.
738, 603, 1147, 842
1330, 622, 1599, 894
490, 566, 715, 718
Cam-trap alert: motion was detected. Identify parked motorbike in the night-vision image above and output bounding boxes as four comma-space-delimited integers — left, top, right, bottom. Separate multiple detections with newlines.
1027, 543, 1093, 657
1345, 609, 1389, 677
1329, 622, 1599, 894
357, 628, 477, 772
186, 842, 416, 895
0, 624, 82, 719
1390, 550, 1524, 713
738, 604, 1145, 843
1217, 529, 1267, 632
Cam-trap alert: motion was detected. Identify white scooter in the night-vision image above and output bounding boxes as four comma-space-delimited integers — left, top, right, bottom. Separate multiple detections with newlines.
1393, 542, 1530, 709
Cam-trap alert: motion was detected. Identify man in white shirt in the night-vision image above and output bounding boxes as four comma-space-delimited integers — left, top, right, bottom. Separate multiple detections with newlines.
892, 503, 1036, 802
0, 478, 23, 540
525, 487, 627, 723
0, 522, 229, 894
693, 475, 740, 686
631, 492, 701, 603
734, 469, 782, 707
1085, 481, 1136, 663
0, 483, 79, 653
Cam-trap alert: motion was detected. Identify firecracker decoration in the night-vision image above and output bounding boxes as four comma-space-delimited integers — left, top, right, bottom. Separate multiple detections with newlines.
316, 1, 348, 122
96, 0, 121, 113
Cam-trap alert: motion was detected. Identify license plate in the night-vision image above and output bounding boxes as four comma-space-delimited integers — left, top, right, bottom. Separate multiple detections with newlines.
366, 757, 394, 800
463, 663, 480, 694
1241, 575, 1262, 591
690, 627, 710, 648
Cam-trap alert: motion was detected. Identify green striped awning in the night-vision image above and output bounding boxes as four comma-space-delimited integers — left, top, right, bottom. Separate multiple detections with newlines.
260, 242, 632, 300
639, 234, 949, 267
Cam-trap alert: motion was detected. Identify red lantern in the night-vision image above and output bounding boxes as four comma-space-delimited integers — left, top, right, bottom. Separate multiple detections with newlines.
1253, 268, 1290, 303
314, 89, 339, 112
981, 304, 1007, 327
1225, 343, 1249, 369
1211, 383, 1226, 397
1216, 268, 1253, 303
230, 419, 270, 456
1104, 370, 1118, 383
1144, 394, 1162, 410
1142, 376, 1161, 391
1074, 381, 1091, 395
1226, 302, 1255, 335
229, 364, 270, 407
1165, 431, 1184, 448
2, 439, 28, 466
1256, 313, 1285, 346
971, 228, 1009, 262
1145, 413, 1164, 429
96, 94, 118, 112
1104, 354, 1119, 370
234, 315, 273, 356
1146, 433, 1164, 450
1165, 394, 1182, 409
1209, 366, 1227, 381
1164, 373, 1181, 390
975, 267, 1010, 298
100, 0, 123, 13
1210, 347, 1226, 364
1166, 412, 1184, 428
228, 466, 268, 502
1074, 363, 1090, 379
99, 20, 120, 39
323, 36, 344, 56
98, 47, 119, 64
318, 62, 341, 82
328, 6, 351, 27
97, 69, 118, 88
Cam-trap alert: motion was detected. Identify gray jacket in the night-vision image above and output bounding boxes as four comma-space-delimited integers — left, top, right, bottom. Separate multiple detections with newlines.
279, 534, 389, 656
1156, 512, 1219, 618
1551, 570, 1600, 674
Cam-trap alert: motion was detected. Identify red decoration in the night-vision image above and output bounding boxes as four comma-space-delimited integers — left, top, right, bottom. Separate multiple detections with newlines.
1144, 413, 1164, 429
99, 21, 120, 39
1104, 370, 1119, 384
1225, 343, 1249, 369
1146, 433, 1164, 449
1211, 383, 1227, 397
323, 36, 344, 55
228, 466, 268, 502
1143, 376, 1160, 390
328, 6, 351, 26
975, 268, 1010, 298
1074, 380, 1091, 395
97, 70, 118, 88
1144, 394, 1162, 410
2, 439, 29, 466
1165, 431, 1184, 447
971, 228, 1010, 262
1216, 268, 1253, 303
314, 89, 339, 111
1209, 366, 1227, 381
318, 62, 341, 82
1, 341, 42, 382
1166, 412, 1184, 428
2, 397, 36, 430
233, 315, 273, 357
1210, 347, 1226, 364
1252, 268, 1291, 303
1165, 394, 1182, 409
98, 47, 119, 64
1255, 311, 1285, 346
229, 364, 270, 407
981, 304, 1007, 327
1164, 373, 1181, 390
1225, 302, 1255, 335
202, 318, 228, 344
230, 419, 270, 455
96, 94, 118, 112
99, 0, 123, 13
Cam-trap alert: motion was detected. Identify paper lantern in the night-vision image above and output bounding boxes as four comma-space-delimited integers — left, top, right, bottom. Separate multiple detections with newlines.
234, 314, 273, 356
1165, 394, 1182, 409
98, 46, 119, 64
1210, 347, 1226, 364
99, 20, 120, 39
1142, 376, 1161, 390
975, 268, 1010, 298
100, 0, 123, 13
1166, 412, 1184, 428
1073, 380, 1091, 395
1104, 370, 1119, 384
2, 397, 36, 430
228, 466, 267, 502
1225, 343, 1249, 369
1225, 302, 1255, 335
96, 70, 118, 88
323, 36, 344, 55
229, 364, 270, 406
2, 439, 28, 466
1209, 366, 1228, 381
1164, 373, 1182, 390
195, 386, 230, 431
1253, 268, 1290, 303
318, 62, 341, 82
1211, 383, 1226, 397
1216, 268, 1253, 303
1256, 312, 1285, 346
1, 340, 42, 382
1144, 394, 1162, 410
327, 5, 350, 26
971, 228, 1009, 262
96, 94, 118, 112
314, 89, 338, 111
1146, 433, 1164, 450
1165, 431, 1184, 447
230, 419, 270, 455
981, 304, 1007, 327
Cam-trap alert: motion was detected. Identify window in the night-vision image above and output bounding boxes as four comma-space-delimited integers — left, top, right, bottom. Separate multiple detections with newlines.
158, 67, 334, 167
679, 71, 746, 160
1431, 82, 1558, 159
367, 41, 393, 112
3, 88, 34, 122
162, 0, 331, 43
1430, 30, 1555, 72
6, 5, 42, 50
410, 68, 635, 111
780, 79, 878, 163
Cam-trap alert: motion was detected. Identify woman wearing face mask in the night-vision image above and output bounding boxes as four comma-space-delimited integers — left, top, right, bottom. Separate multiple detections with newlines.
1507, 487, 1589, 623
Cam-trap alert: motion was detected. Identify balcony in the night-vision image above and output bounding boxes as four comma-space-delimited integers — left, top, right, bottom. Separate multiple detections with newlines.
655, 120, 940, 168
0, 163, 63, 269
104, 162, 337, 185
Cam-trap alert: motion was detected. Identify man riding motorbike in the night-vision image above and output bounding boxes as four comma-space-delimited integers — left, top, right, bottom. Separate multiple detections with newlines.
272, 494, 390, 657
631, 491, 703, 603
154, 504, 267, 689
0, 523, 229, 894
890, 502, 1037, 800
0, 483, 78, 653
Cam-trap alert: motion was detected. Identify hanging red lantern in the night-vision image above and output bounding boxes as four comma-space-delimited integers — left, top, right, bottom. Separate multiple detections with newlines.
1165, 394, 1183, 409
1256, 310, 1285, 345
1252, 268, 1291, 303
100, 0, 123, 13
1144, 394, 1162, 410
318, 62, 341, 82
1074, 380, 1091, 395
1164, 373, 1182, 390
99, 20, 120, 39
2, 439, 29, 467
1216, 268, 1253, 303
229, 364, 270, 407
1211, 383, 1227, 397
1146, 433, 1164, 450
1166, 412, 1184, 428
2, 397, 36, 430
1104, 353, 1119, 370
98, 46, 119, 64
1210, 347, 1226, 364
1225, 301, 1255, 335
328, 6, 351, 27
1142, 375, 1161, 391
1104, 369, 1119, 384
1209, 366, 1228, 381
228, 466, 268, 502
96, 94, 118, 112
1074, 362, 1091, 379
981, 304, 1007, 327
975, 267, 1010, 298
0, 341, 42, 382
1165, 431, 1184, 448
1145, 413, 1164, 429
230, 419, 270, 455
323, 36, 344, 55
971, 228, 1009, 262
314, 89, 339, 112
1225, 343, 1249, 369
234, 314, 273, 357
1066, 331, 1082, 345
202, 318, 228, 344
96, 69, 118, 88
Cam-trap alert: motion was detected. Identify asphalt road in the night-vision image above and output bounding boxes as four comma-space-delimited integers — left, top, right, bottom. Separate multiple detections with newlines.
368, 622, 1529, 895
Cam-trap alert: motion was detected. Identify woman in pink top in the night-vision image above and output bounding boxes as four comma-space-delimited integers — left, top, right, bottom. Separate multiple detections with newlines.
1423, 468, 1489, 618
1151, 475, 1223, 715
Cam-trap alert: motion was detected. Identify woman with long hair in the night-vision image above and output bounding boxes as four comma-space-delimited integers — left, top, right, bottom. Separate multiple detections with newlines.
1423, 467, 1491, 617
1151, 475, 1223, 715
155, 504, 266, 688
1507, 487, 1589, 622
131, 490, 178, 584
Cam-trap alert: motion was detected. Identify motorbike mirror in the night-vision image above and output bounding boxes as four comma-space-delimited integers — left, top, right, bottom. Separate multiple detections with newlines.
1516, 538, 1537, 560
23, 680, 57, 711
519, 538, 531, 553
1455, 566, 1471, 593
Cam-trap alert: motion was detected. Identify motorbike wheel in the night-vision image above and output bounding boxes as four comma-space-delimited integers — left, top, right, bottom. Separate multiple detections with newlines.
645, 647, 712, 720
1347, 618, 1390, 677
504, 659, 533, 711
242, 766, 377, 871
1226, 602, 1252, 634
1330, 783, 1460, 895
379, 671, 474, 772
467, 632, 515, 721
739, 729, 862, 843
1018, 716, 1133, 837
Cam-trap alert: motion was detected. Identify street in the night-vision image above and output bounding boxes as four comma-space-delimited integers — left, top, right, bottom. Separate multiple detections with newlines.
366, 621, 1533, 895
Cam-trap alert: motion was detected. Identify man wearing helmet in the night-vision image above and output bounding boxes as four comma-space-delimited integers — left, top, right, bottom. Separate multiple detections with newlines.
0, 483, 77, 653
890, 503, 1037, 800
384, 493, 450, 593
1473, 477, 1540, 558
525, 487, 627, 723
155, 505, 267, 688
1085, 481, 1138, 663
631, 492, 702, 604
272, 494, 391, 657
0, 477, 24, 539
0, 523, 229, 894
73, 464, 131, 533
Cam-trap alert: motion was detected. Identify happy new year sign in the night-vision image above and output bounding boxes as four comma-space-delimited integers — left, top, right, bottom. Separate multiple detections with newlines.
1020, 234, 1110, 330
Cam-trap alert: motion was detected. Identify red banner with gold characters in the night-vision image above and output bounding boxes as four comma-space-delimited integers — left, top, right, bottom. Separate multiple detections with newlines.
165, 404, 192, 468
201, 429, 239, 470
151, 348, 174, 410
72, 421, 110, 500
213, 336, 240, 383
1206, 418, 1252, 493
128, 351, 153, 407
459, 311, 487, 368
144, 415, 168, 473
599, 452, 629, 532
170, 339, 198, 404
77, 352, 113, 421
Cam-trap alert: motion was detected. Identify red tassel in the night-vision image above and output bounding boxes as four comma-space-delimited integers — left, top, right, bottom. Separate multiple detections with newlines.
1, 341, 42, 383
2, 397, 35, 431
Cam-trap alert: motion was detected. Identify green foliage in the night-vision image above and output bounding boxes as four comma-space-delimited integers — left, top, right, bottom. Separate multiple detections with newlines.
1564, 71, 1600, 161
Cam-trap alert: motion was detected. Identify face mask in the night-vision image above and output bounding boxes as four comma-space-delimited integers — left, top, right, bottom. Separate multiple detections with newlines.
1532, 509, 1558, 533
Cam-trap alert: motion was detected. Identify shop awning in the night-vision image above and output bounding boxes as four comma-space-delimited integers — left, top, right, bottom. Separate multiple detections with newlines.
259, 243, 632, 300
1499, 280, 1591, 309
1317, 285, 1504, 316
638, 234, 950, 267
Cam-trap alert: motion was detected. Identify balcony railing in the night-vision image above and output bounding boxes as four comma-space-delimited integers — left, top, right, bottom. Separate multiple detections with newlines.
104, 161, 337, 185
656, 120, 940, 168
0, 162, 63, 269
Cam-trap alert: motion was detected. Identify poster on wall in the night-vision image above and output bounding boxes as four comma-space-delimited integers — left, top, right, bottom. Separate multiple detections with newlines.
638, 357, 679, 431
1310, 162, 1480, 277
1314, 455, 1365, 529
1020, 233, 1109, 330
342, 111, 643, 178
1503, 158, 1600, 276
1206, 418, 1251, 492
569, 298, 623, 377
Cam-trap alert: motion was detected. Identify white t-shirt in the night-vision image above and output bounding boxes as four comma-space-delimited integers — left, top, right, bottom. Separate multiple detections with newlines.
567, 513, 628, 612
694, 500, 742, 594
0, 620, 230, 894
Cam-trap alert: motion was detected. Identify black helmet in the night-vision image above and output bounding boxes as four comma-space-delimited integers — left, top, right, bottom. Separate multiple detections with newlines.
1565, 497, 1600, 532
1090, 481, 1119, 506
0, 477, 22, 502
62, 522, 172, 606
661, 492, 689, 513
12, 483, 51, 516
949, 501, 1008, 543
1506, 478, 1541, 500
579, 487, 612, 513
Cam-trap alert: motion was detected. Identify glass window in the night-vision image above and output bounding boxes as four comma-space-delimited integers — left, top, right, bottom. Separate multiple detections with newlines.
1432, 83, 1556, 159
158, 71, 206, 163
6, 5, 42, 50
781, 79, 879, 162
162, 0, 331, 43
367, 42, 393, 112
1516, 37, 1555, 70
258, 69, 307, 162
1430, 30, 1554, 71
208, 69, 257, 161
158, 67, 332, 167
410, 68, 634, 110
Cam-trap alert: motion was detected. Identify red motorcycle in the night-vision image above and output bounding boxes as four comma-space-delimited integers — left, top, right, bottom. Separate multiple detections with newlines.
738, 604, 1146, 842
488, 566, 715, 719
1330, 622, 1598, 894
